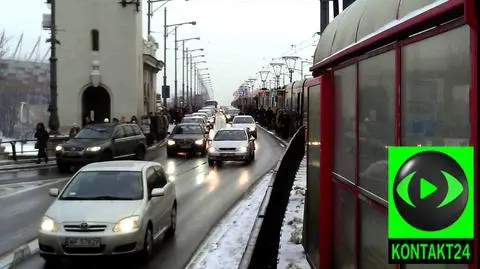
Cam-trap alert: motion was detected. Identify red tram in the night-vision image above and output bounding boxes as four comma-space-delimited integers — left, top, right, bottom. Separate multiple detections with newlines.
304, 0, 478, 268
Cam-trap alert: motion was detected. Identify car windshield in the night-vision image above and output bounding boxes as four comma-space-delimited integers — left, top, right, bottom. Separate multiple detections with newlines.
214, 130, 247, 141
233, 117, 254, 124
74, 126, 112, 139
228, 109, 240, 115
60, 171, 143, 200
199, 110, 213, 117
172, 125, 203, 134
193, 113, 207, 119
181, 117, 203, 124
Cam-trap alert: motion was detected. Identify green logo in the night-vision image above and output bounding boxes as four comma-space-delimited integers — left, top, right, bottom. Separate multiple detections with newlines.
388, 147, 474, 264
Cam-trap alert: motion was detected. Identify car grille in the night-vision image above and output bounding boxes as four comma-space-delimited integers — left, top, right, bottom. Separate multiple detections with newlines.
64, 224, 107, 232
63, 145, 84, 151
63, 245, 106, 254
176, 139, 193, 146
219, 148, 236, 151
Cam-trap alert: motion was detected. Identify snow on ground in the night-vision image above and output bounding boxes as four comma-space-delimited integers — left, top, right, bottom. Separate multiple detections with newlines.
277, 156, 310, 269
186, 172, 272, 269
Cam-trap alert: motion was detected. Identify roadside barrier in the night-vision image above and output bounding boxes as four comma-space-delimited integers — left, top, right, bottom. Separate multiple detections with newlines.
238, 126, 305, 269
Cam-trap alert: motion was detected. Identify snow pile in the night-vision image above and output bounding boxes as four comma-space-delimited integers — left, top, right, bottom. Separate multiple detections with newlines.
186, 173, 272, 269
278, 156, 309, 269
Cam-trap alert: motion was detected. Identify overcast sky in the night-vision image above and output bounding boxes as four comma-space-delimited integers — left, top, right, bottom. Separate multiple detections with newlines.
0, 0, 342, 106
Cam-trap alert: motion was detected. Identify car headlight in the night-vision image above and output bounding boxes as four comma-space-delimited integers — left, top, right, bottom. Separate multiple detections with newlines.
195, 139, 203, 145
208, 147, 216, 153
40, 216, 58, 232
55, 145, 63, 151
167, 140, 175, 146
113, 216, 140, 233
238, 147, 248, 153
86, 146, 101, 152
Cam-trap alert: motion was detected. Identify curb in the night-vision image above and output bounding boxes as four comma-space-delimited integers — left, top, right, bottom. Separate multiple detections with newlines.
0, 239, 38, 269
256, 125, 288, 146
185, 170, 276, 269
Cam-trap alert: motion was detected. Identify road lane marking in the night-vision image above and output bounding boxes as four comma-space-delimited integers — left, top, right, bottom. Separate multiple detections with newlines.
0, 177, 69, 200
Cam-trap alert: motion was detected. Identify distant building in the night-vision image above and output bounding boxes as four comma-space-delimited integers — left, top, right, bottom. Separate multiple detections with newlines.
0, 59, 50, 137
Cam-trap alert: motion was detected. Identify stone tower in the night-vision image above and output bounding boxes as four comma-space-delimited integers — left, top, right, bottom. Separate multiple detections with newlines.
52, 0, 144, 131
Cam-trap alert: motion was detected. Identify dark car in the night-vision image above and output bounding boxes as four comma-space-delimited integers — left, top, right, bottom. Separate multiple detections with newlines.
181, 116, 210, 131
166, 123, 208, 157
225, 108, 240, 123
55, 123, 147, 172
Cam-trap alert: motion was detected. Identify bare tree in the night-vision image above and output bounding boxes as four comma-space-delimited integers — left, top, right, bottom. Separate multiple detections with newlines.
0, 28, 11, 59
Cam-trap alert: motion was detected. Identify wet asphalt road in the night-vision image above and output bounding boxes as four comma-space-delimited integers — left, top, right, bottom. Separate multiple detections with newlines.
1, 115, 285, 269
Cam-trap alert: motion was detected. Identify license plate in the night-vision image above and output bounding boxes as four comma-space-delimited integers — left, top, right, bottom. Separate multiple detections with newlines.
221, 153, 235, 157
64, 238, 101, 248
180, 145, 191, 149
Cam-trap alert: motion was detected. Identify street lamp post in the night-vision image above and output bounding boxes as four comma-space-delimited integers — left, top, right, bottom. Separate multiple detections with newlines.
282, 56, 300, 83
184, 48, 202, 105
177, 39, 200, 106
258, 70, 270, 88
46, 0, 59, 134
162, 7, 196, 107
147, 0, 190, 36
270, 63, 284, 88
188, 55, 204, 105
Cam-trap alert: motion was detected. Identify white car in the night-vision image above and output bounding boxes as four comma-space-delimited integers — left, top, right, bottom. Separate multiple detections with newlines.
38, 161, 176, 263
207, 127, 255, 166
198, 109, 215, 125
231, 115, 257, 138
192, 112, 212, 128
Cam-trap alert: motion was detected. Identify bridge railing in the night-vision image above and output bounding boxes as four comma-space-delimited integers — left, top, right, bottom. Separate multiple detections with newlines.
238, 126, 306, 269
0, 135, 69, 161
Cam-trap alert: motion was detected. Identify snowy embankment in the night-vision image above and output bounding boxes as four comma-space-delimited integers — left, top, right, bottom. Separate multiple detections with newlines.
277, 156, 310, 269
186, 173, 272, 269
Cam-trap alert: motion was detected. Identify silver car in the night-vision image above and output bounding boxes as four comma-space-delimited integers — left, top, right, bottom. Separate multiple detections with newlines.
207, 127, 255, 166
38, 161, 176, 262
231, 115, 257, 138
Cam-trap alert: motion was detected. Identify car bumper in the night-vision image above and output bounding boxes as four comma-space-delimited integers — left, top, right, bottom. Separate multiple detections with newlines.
167, 144, 205, 152
38, 229, 145, 257
56, 152, 102, 165
208, 152, 249, 161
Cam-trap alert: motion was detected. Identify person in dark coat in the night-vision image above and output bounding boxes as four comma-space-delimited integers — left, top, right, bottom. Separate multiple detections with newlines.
68, 123, 81, 138
34, 122, 49, 164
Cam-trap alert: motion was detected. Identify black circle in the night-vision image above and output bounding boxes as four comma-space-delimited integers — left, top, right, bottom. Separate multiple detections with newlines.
393, 151, 468, 231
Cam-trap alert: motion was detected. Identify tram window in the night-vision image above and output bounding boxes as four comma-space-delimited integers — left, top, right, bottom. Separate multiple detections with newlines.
358, 50, 395, 200
401, 26, 470, 147
332, 184, 355, 269
333, 65, 356, 183
359, 200, 394, 269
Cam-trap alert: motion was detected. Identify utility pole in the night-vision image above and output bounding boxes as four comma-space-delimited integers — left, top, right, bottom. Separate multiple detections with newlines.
182, 43, 186, 106
48, 0, 59, 134
185, 50, 189, 105
162, 7, 168, 107
174, 26, 178, 106
189, 55, 193, 106
194, 64, 197, 96
147, 1, 152, 36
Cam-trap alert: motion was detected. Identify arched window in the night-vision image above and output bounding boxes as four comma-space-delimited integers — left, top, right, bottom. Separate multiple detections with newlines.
91, 29, 99, 51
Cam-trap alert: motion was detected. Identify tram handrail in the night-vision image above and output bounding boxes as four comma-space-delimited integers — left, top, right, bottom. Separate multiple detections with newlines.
238, 126, 306, 269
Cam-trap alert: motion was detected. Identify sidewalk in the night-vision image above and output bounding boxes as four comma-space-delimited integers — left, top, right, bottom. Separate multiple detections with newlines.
277, 155, 309, 268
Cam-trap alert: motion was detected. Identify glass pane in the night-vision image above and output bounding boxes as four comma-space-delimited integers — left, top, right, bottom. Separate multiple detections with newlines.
305, 85, 321, 267
359, 199, 393, 269
333, 184, 356, 268
333, 65, 356, 183
358, 51, 395, 200
401, 26, 470, 146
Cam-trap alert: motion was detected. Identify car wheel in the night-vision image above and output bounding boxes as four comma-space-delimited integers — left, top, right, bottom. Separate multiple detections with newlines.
41, 256, 59, 268
140, 227, 154, 262
165, 205, 176, 239
208, 159, 214, 166
135, 147, 146, 160
167, 150, 175, 158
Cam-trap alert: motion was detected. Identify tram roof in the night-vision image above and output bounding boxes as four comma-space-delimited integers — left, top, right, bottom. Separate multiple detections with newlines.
313, 0, 443, 70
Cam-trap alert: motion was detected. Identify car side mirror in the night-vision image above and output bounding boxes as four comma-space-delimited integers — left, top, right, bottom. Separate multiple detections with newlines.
49, 188, 59, 197
150, 188, 165, 197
